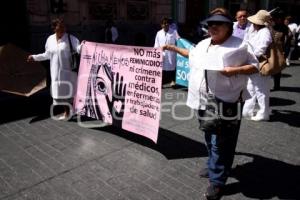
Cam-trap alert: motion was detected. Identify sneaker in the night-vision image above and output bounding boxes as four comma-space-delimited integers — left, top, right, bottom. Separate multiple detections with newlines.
58, 116, 67, 120
286, 58, 290, 66
170, 81, 176, 86
204, 185, 223, 200
56, 112, 70, 121
242, 113, 253, 120
199, 168, 209, 178
250, 115, 269, 121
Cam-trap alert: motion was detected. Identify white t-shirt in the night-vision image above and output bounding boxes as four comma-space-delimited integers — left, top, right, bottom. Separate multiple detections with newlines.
187, 36, 258, 109
232, 21, 251, 40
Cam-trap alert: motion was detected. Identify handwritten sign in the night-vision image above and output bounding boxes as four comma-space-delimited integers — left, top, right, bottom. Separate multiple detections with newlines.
74, 42, 163, 143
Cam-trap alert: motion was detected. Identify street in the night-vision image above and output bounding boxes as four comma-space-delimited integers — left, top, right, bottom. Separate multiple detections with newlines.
0, 63, 299, 200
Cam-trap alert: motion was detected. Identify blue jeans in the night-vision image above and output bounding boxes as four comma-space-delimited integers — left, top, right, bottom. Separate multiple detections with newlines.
204, 120, 241, 187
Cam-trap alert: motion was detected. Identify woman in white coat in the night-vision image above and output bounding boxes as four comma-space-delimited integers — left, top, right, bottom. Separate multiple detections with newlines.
28, 18, 81, 120
154, 17, 180, 87
242, 10, 272, 121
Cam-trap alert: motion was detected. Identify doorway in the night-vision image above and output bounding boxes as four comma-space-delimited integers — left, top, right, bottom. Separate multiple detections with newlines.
0, 0, 30, 50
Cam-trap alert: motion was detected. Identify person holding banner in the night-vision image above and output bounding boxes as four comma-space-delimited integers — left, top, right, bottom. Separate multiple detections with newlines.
163, 12, 258, 199
154, 17, 180, 87
27, 18, 81, 120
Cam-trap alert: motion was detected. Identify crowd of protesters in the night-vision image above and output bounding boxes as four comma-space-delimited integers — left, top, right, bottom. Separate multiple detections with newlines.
23, 6, 300, 200
161, 7, 299, 199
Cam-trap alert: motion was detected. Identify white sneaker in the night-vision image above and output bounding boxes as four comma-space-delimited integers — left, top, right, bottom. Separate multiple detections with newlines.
242, 113, 253, 119
57, 115, 68, 120
250, 115, 269, 121
286, 58, 290, 66
55, 112, 70, 121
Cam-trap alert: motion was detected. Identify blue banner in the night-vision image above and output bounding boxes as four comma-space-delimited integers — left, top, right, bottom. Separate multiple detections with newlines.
175, 38, 194, 87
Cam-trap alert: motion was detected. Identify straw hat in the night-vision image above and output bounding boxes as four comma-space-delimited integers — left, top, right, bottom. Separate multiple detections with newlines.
248, 10, 271, 26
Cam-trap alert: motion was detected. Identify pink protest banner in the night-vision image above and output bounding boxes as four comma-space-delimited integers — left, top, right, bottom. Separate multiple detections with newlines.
74, 41, 163, 143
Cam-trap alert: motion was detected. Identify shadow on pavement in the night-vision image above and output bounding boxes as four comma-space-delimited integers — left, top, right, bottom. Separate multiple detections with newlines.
270, 109, 300, 127
29, 112, 51, 123
0, 91, 52, 124
96, 125, 208, 159
225, 152, 300, 200
270, 97, 296, 107
274, 86, 300, 93
279, 73, 292, 78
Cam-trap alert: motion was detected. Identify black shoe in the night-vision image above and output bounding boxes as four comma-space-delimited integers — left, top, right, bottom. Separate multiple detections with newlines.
199, 168, 209, 178
204, 185, 223, 200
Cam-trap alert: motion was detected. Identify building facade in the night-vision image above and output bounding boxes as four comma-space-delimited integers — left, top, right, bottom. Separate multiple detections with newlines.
27, 0, 179, 51
1, 0, 299, 51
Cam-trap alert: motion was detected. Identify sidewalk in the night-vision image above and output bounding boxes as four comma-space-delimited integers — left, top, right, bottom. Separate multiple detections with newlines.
0, 65, 299, 200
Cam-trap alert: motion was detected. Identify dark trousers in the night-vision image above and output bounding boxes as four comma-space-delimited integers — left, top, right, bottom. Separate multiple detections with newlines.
162, 70, 175, 85
273, 72, 281, 90
204, 119, 241, 186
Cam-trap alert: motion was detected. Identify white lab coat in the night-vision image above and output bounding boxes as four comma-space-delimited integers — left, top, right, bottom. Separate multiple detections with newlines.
32, 33, 80, 104
154, 28, 180, 71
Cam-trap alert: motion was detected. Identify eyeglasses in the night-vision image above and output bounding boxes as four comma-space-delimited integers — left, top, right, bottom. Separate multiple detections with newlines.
207, 21, 225, 27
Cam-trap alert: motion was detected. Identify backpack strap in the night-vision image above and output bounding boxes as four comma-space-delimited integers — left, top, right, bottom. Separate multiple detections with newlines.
204, 70, 209, 93
67, 33, 75, 53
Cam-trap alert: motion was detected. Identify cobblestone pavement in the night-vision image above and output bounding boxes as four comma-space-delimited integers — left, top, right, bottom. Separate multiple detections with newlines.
0, 64, 299, 200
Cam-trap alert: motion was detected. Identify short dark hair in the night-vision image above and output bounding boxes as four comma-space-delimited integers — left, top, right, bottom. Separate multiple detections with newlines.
161, 17, 169, 25
210, 7, 230, 15
236, 8, 248, 13
236, 8, 248, 17
285, 15, 293, 23
271, 9, 285, 19
51, 18, 64, 30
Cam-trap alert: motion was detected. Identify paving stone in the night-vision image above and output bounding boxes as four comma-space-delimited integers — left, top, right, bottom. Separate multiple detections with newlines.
0, 63, 299, 200
0, 177, 13, 199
